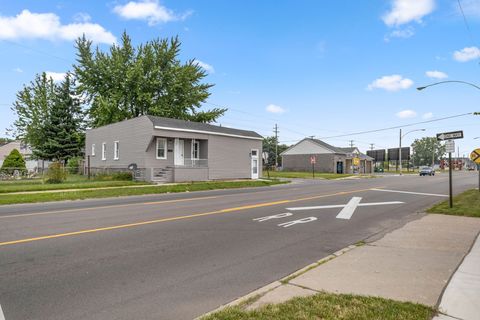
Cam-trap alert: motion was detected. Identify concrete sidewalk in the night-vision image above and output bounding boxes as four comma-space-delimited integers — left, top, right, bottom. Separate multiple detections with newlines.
206, 214, 480, 318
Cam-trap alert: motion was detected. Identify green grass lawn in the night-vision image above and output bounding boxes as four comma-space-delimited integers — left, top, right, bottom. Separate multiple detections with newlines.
0, 179, 287, 205
202, 292, 435, 320
427, 189, 480, 217
0, 175, 148, 193
264, 171, 356, 180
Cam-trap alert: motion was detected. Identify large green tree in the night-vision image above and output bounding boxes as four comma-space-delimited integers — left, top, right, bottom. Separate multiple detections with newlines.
11, 73, 56, 152
411, 137, 446, 167
74, 32, 225, 127
33, 74, 84, 161
262, 136, 289, 167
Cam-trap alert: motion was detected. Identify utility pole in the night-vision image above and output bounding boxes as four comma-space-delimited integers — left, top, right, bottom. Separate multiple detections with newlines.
399, 129, 402, 175
274, 124, 279, 170
349, 140, 354, 148
370, 143, 374, 151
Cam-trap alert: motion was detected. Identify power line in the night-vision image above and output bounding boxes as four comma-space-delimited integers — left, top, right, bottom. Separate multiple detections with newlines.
318, 112, 473, 139
2, 39, 71, 63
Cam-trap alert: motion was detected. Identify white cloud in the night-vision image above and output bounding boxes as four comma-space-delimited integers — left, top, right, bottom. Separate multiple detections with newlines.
45, 71, 66, 82
422, 112, 433, 119
453, 46, 480, 62
396, 109, 417, 119
383, 0, 435, 26
195, 60, 215, 74
13, 67, 23, 73
384, 26, 415, 41
425, 70, 448, 79
266, 104, 286, 114
0, 10, 116, 44
113, 0, 191, 26
367, 75, 413, 91
73, 12, 91, 23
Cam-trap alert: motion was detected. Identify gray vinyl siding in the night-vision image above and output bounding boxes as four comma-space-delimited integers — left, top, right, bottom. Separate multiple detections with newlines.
282, 154, 344, 173
85, 116, 152, 169
174, 167, 209, 182
208, 135, 262, 180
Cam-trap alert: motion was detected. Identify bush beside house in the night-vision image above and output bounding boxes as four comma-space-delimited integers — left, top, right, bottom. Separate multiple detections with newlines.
0, 149, 26, 174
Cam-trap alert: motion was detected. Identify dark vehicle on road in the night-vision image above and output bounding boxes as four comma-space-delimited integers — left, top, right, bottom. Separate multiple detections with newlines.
419, 166, 435, 176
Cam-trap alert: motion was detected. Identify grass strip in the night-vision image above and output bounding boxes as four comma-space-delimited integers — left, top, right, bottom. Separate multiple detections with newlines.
0, 180, 148, 193
427, 189, 480, 217
0, 180, 287, 205
202, 291, 435, 320
264, 171, 356, 180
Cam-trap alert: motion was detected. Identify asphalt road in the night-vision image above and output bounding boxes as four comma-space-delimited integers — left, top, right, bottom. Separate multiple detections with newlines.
0, 171, 477, 320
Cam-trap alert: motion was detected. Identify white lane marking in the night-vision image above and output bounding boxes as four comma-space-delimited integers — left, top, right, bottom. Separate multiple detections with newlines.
278, 217, 317, 227
0, 304, 5, 320
286, 201, 404, 211
336, 197, 362, 220
253, 212, 292, 222
371, 188, 448, 197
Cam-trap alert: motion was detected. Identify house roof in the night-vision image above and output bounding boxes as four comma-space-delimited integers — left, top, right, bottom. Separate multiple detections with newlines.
281, 138, 373, 160
147, 115, 263, 139
0, 141, 32, 160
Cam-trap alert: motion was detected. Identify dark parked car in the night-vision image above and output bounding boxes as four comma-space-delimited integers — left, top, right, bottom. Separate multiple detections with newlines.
419, 166, 435, 176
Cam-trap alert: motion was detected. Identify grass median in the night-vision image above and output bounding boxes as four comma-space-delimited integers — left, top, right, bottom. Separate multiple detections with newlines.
202, 291, 435, 320
0, 179, 148, 193
427, 189, 480, 217
0, 179, 287, 205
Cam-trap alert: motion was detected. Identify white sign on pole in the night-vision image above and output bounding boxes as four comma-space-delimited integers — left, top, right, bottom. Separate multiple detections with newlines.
445, 140, 455, 153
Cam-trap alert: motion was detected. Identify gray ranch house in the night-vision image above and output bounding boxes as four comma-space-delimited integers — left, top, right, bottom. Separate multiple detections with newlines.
85, 116, 263, 182
281, 138, 373, 174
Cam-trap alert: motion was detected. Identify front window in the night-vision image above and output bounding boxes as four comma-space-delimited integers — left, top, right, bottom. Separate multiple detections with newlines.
156, 138, 167, 159
102, 143, 106, 160
114, 141, 119, 160
192, 141, 200, 159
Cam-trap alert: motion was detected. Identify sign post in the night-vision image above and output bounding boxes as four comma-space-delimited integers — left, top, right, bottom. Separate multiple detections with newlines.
310, 155, 316, 178
470, 148, 480, 192
437, 130, 464, 208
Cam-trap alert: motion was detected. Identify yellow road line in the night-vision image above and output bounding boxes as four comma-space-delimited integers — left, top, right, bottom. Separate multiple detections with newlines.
0, 187, 383, 247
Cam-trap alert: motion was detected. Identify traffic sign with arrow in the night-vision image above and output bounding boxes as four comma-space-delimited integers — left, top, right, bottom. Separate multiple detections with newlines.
436, 130, 464, 141
471, 148, 480, 165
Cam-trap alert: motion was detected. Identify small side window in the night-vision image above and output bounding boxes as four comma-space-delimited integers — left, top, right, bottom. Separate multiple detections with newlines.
102, 143, 106, 160
91, 144, 95, 156
114, 141, 119, 160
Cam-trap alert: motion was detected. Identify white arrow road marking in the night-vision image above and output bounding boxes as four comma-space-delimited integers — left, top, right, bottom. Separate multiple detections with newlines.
286, 201, 404, 211
0, 304, 5, 320
278, 217, 317, 227
336, 197, 362, 220
371, 188, 448, 197
253, 212, 292, 222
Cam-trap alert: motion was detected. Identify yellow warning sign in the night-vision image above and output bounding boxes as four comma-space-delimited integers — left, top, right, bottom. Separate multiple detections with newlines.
470, 148, 480, 165
353, 157, 360, 166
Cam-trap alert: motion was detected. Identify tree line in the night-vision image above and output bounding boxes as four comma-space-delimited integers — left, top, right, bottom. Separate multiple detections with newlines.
10, 32, 225, 162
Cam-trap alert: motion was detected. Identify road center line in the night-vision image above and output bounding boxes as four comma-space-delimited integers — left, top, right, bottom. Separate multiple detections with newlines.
370, 188, 448, 197
0, 187, 381, 247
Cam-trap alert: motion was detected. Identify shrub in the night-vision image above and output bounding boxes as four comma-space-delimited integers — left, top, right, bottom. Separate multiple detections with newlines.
1, 149, 26, 175
94, 171, 132, 181
66, 156, 82, 174
45, 162, 67, 184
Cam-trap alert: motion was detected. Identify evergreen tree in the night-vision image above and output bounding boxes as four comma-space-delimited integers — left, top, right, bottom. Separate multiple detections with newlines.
34, 74, 84, 161
0, 149, 26, 174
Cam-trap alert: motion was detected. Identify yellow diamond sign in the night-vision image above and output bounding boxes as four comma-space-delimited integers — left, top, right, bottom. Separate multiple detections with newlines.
470, 148, 480, 165
353, 157, 360, 166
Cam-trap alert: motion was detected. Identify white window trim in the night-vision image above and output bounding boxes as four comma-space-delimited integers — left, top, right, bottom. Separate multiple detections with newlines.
114, 141, 119, 160
156, 138, 167, 160
102, 142, 106, 160
91, 144, 95, 157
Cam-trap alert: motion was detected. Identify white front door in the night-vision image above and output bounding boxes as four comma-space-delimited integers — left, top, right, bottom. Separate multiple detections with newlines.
251, 149, 259, 179
174, 138, 185, 166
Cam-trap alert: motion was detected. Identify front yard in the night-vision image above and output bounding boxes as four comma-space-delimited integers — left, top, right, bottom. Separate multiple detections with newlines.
0, 179, 287, 205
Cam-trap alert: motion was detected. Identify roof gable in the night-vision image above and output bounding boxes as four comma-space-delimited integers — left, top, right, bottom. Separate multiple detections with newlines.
281, 139, 337, 155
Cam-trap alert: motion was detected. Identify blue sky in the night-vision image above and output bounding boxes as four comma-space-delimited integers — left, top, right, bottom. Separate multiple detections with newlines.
0, 0, 479, 156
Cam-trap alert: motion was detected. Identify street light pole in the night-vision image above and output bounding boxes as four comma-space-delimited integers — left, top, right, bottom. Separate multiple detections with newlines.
399, 128, 426, 176
417, 80, 480, 92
